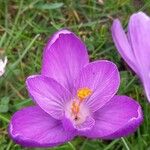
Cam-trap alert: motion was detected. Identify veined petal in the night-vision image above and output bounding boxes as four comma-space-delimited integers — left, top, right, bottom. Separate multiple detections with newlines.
111, 19, 139, 76
80, 96, 143, 139
26, 75, 72, 120
44, 30, 71, 53
62, 116, 95, 132
128, 12, 150, 67
112, 12, 150, 103
74, 60, 120, 112
41, 29, 89, 91
75, 116, 95, 132
9, 106, 75, 147
128, 12, 150, 77
127, 12, 150, 102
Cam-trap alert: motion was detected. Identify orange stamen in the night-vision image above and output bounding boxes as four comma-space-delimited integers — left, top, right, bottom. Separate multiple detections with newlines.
77, 87, 92, 101
71, 101, 79, 114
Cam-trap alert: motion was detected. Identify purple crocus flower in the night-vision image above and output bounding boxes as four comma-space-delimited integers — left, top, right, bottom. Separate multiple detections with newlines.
112, 12, 150, 102
9, 29, 143, 147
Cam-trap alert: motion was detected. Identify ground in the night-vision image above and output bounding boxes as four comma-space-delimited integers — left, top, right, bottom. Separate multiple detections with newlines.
0, 0, 150, 150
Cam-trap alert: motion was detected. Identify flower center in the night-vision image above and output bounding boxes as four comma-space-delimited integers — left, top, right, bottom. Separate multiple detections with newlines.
70, 87, 92, 122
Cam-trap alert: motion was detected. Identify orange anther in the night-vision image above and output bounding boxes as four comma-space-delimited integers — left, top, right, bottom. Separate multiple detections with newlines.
77, 87, 92, 101
71, 101, 79, 114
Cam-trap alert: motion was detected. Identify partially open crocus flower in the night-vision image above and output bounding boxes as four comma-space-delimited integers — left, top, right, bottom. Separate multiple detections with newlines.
9, 30, 143, 147
112, 12, 150, 102
0, 56, 7, 77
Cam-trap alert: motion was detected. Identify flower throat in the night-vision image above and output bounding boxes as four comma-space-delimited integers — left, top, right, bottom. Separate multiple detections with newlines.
71, 87, 92, 120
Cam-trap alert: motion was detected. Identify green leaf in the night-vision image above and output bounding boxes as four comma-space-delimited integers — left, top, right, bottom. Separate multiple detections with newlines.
34, 3, 64, 10
0, 97, 10, 113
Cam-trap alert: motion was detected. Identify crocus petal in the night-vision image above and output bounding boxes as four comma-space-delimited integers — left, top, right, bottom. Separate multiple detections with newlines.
41, 29, 89, 91
26, 75, 72, 120
142, 77, 150, 102
62, 117, 75, 132
114, 12, 150, 102
80, 96, 143, 139
74, 60, 120, 112
128, 12, 150, 74
111, 19, 139, 76
62, 116, 95, 132
9, 106, 75, 147
44, 30, 71, 52
75, 116, 95, 131
128, 12, 150, 103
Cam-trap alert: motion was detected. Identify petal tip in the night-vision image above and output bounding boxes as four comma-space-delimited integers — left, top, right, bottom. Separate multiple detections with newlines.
45, 29, 73, 50
111, 19, 122, 33
26, 75, 39, 82
130, 11, 150, 22
25, 75, 39, 89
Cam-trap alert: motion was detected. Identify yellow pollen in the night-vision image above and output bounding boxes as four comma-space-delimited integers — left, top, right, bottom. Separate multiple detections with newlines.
71, 101, 79, 114
77, 87, 92, 101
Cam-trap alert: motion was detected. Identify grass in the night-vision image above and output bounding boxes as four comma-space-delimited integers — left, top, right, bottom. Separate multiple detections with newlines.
0, 0, 150, 149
